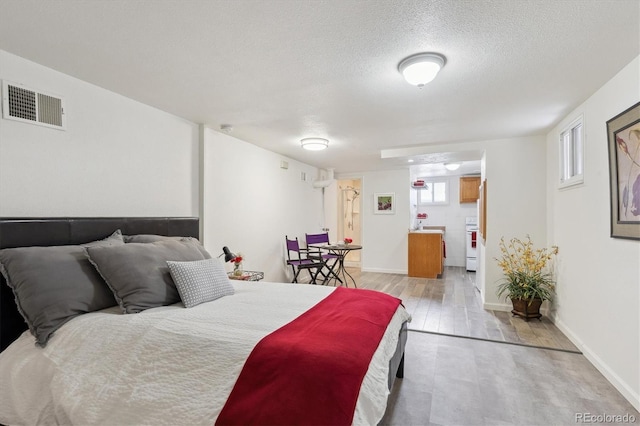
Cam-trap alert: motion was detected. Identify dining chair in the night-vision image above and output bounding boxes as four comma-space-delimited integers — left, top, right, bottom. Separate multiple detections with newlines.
305, 232, 343, 285
285, 236, 325, 284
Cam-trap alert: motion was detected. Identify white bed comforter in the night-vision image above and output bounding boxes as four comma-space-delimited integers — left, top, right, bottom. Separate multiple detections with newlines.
0, 281, 410, 425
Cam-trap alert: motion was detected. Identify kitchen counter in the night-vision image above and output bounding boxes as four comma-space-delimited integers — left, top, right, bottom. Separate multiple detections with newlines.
421, 225, 446, 232
408, 231, 444, 278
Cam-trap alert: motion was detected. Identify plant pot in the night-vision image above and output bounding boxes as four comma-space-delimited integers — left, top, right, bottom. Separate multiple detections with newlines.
510, 298, 543, 321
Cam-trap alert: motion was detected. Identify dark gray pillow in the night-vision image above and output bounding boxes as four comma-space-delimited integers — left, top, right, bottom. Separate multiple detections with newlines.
124, 234, 211, 259
167, 258, 235, 308
0, 230, 124, 347
86, 239, 207, 314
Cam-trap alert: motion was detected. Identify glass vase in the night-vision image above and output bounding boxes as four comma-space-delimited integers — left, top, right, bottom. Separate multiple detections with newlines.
233, 262, 243, 276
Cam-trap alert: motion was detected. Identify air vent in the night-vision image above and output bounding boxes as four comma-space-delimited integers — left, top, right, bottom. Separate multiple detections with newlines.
2, 81, 66, 130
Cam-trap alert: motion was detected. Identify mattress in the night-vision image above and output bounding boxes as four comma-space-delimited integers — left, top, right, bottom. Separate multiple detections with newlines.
0, 281, 410, 425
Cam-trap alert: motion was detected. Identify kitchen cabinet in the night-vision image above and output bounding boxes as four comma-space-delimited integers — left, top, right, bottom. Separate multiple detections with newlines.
408, 231, 443, 278
459, 176, 481, 203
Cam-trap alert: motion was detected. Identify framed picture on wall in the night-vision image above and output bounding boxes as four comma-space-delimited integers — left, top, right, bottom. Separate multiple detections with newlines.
374, 193, 395, 214
607, 101, 640, 240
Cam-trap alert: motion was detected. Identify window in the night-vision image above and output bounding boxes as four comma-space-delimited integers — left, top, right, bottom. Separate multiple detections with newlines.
559, 116, 584, 188
418, 178, 449, 204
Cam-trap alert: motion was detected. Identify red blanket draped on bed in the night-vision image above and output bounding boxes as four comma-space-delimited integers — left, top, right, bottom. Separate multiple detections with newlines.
215, 287, 401, 426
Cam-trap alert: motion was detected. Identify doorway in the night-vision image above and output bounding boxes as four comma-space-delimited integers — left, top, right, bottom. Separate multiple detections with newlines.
337, 179, 361, 266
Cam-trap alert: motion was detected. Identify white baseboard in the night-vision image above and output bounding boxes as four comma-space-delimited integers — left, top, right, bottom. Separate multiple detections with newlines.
484, 301, 553, 315
361, 267, 407, 274
551, 315, 640, 412
483, 302, 510, 312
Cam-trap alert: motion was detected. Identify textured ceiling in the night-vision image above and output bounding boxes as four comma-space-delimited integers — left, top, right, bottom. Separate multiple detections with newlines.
1, 0, 638, 174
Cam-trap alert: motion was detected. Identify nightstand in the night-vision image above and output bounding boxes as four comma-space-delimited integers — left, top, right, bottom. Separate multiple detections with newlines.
227, 271, 264, 281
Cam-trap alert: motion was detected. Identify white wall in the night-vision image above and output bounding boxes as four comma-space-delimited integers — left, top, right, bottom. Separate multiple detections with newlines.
340, 169, 410, 274
546, 56, 640, 410
482, 136, 548, 308
0, 50, 199, 217
201, 128, 322, 282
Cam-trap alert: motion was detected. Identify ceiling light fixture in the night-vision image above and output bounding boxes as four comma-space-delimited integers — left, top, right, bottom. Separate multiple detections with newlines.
301, 138, 329, 151
398, 52, 446, 87
444, 162, 461, 171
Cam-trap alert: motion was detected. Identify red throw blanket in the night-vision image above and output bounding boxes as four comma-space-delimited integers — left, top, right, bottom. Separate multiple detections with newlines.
216, 287, 402, 426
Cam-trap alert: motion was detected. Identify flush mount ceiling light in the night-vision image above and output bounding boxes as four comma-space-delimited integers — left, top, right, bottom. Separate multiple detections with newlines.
398, 52, 446, 87
444, 162, 461, 171
219, 124, 233, 133
301, 138, 329, 151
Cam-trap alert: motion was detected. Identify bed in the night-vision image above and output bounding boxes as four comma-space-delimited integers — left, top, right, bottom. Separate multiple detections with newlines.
0, 217, 409, 425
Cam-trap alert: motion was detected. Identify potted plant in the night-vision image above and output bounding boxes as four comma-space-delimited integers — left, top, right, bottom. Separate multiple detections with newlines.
495, 235, 558, 321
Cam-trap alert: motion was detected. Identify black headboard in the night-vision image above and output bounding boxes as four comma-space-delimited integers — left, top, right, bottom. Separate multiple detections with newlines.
0, 217, 200, 352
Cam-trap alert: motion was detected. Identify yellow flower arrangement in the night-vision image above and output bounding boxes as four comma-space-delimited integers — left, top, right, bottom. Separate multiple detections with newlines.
495, 235, 559, 303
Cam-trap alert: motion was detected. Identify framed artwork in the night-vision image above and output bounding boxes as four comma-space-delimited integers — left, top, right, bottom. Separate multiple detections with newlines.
374, 193, 395, 214
607, 101, 640, 240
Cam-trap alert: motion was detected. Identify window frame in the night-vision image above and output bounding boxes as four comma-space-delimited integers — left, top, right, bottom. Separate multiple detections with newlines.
417, 177, 450, 205
559, 115, 584, 189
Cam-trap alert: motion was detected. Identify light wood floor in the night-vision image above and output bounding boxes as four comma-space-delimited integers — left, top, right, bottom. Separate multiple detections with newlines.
348, 267, 637, 424
335, 266, 579, 352
299, 266, 640, 424
380, 330, 639, 425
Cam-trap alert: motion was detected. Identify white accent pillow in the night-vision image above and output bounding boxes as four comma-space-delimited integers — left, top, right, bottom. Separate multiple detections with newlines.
167, 258, 235, 308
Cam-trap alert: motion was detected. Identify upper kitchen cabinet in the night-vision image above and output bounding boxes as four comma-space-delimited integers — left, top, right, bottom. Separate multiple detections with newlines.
459, 176, 481, 203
